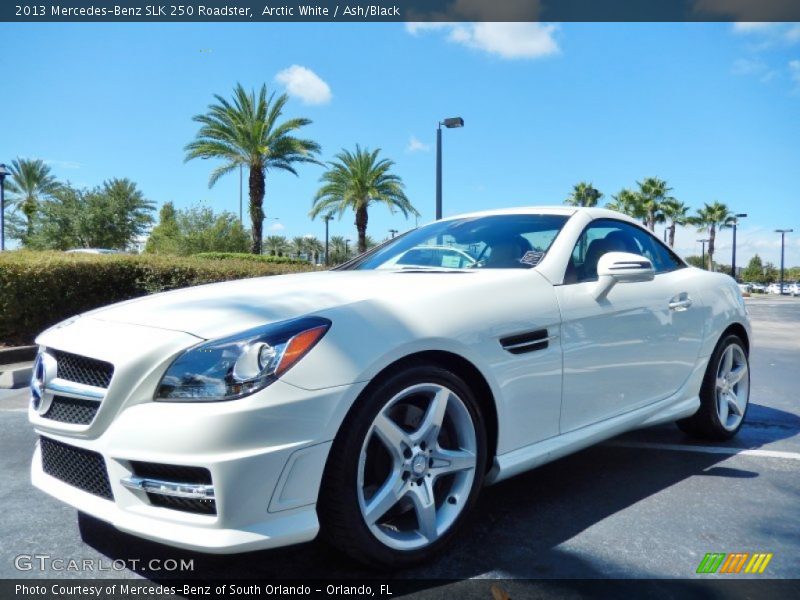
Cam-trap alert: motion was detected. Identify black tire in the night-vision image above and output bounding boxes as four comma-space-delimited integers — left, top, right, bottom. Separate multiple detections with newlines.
318, 363, 487, 568
677, 334, 750, 441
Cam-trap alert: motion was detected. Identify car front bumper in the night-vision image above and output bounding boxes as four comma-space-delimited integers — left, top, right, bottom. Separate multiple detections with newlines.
31, 378, 364, 554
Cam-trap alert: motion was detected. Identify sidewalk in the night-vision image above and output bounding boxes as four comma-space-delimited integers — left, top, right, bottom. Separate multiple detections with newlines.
0, 346, 36, 390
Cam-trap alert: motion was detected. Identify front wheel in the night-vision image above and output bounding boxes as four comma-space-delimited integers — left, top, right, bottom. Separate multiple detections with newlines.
677, 334, 750, 441
318, 365, 487, 567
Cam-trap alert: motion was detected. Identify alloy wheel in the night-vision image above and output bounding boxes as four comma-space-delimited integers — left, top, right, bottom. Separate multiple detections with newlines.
715, 344, 749, 431
356, 383, 477, 551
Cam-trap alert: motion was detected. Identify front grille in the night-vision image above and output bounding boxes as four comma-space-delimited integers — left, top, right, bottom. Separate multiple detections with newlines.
40, 437, 113, 500
130, 461, 216, 515
147, 494, 216, 515
51, 350, 114, 388
42, 396, 99, 425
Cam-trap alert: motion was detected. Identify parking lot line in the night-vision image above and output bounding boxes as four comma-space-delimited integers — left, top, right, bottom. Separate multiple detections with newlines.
606, 440, 800, 461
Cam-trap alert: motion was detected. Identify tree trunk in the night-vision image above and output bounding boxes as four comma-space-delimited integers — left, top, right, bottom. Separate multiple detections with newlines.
668, 223, 676, 248
249, 166, 265, 254
355, 204, 368, 254
707, 226, 716, 271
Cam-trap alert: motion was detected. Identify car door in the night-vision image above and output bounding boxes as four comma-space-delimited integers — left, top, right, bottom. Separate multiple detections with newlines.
555, 218, 704, 433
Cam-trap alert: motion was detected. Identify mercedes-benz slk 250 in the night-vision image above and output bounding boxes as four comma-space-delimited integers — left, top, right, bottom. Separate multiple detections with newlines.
29, 207, 751, 567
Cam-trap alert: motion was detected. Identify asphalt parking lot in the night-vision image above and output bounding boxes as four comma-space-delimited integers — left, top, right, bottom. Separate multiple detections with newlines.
1, 296, 798, 588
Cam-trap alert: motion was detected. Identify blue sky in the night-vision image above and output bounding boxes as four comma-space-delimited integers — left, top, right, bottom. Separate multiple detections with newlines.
1, 22, 799, 266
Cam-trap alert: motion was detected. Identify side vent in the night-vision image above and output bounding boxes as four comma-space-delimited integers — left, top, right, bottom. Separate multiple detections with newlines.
500, 329, 552, 355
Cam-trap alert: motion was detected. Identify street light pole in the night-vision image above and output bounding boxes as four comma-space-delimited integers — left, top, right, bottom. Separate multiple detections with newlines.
731, 213, 747, 280
345, 238, 351, 258
436, 125, 442, 220
435, 117, 464, 220
775, 229, 793, 294
389, 228, 398, 239
0, 164, 8, 252
697, 238, 710, 269
323, 214, 333, 266
239, 164, 243, 224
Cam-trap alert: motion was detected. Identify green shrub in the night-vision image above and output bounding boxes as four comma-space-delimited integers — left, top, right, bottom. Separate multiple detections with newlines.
194, 252, 309, 265
0, 251, 316, 345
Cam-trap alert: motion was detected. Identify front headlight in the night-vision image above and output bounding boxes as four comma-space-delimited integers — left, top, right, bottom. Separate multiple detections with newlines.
155, 316, 331, 402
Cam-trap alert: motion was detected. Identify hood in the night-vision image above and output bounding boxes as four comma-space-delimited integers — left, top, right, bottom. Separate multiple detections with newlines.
81, 269, 520, 340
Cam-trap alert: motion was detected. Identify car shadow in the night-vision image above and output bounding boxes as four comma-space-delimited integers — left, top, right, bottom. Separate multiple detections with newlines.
76, 400, 798, 589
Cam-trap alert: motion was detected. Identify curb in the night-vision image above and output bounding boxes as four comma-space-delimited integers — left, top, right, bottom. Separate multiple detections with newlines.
0, 364, 32, 389
0, 347, 36, 390
0, 346, 37, 364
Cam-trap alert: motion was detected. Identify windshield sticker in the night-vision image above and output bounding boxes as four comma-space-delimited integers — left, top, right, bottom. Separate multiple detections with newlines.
520, 251, 545, 266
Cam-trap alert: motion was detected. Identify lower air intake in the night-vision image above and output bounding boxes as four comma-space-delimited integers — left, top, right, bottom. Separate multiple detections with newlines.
40, 437, 113, 500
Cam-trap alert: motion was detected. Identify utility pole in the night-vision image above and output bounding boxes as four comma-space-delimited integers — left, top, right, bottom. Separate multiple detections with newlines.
323, 214, 333, 266
775, 229, 793, 294
697, 239, 710, 270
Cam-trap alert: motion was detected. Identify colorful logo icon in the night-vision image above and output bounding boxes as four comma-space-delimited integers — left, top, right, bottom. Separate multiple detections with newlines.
696, 552, 773, 574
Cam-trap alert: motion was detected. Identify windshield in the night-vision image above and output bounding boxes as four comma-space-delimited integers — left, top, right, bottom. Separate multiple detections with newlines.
346, 213, 570, 271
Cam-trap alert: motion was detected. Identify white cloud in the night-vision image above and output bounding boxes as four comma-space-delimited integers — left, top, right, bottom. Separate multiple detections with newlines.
731, 57, 778, 83
671, 225, 800, 268
268, 221, 285, 231
275, 65, 332, 105
407, 135, 430, 153
790, 59, 800, 92
732, 22, 778, 34
406, 22, 559, 60
729, 21, 800, 47
731, 57, 766, 75
406, 22, 451, 35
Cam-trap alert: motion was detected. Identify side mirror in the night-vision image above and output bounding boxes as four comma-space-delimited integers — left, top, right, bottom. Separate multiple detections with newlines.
593, 252, 655, 300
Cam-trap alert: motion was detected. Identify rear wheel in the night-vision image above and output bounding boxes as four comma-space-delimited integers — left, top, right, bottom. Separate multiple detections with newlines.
677, 334, 749, 440
318, 365, 487, 567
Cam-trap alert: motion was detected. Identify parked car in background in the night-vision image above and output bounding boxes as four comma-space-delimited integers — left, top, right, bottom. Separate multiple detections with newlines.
737, 283, 752, 295
767, 283, 788, 295
789, 282, 800, 297
749, 283, 766, 294
29, 206, 752, 567
65, 249, 123, 255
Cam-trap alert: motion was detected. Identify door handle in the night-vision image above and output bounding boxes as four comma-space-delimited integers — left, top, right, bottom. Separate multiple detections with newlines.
668, 294, 693, 311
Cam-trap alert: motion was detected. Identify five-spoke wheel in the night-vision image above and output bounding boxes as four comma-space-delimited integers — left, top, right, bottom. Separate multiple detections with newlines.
714, 343, 749, 432
677, 334, 750, 440
358, 383, 478, 550
319, 364, 486, 567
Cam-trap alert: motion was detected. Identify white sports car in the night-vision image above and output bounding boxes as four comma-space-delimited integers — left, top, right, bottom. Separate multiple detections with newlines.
29, 207, 751, 567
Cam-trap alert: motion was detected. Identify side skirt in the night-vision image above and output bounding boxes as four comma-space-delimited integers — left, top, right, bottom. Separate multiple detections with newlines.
486, 359, 707, 485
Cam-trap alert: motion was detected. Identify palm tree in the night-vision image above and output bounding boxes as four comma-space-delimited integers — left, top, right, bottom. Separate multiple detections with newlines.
185, 83, 321, 254
661, 198, 690, 248
304, 236, 325, 264
5, 158, 61, 241
309, 146, 418, 253
565, 181, 603, 207
263, 235, 289, 256
693, 201, 735, 270
364, 234, 378, 250
636, 177, 671, 231
329, 235, 350, 264
606, 188, 644, 220
291, 236, 308, 260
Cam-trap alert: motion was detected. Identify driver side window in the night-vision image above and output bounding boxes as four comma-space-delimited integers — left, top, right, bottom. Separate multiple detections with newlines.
565, 219, 683, 283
